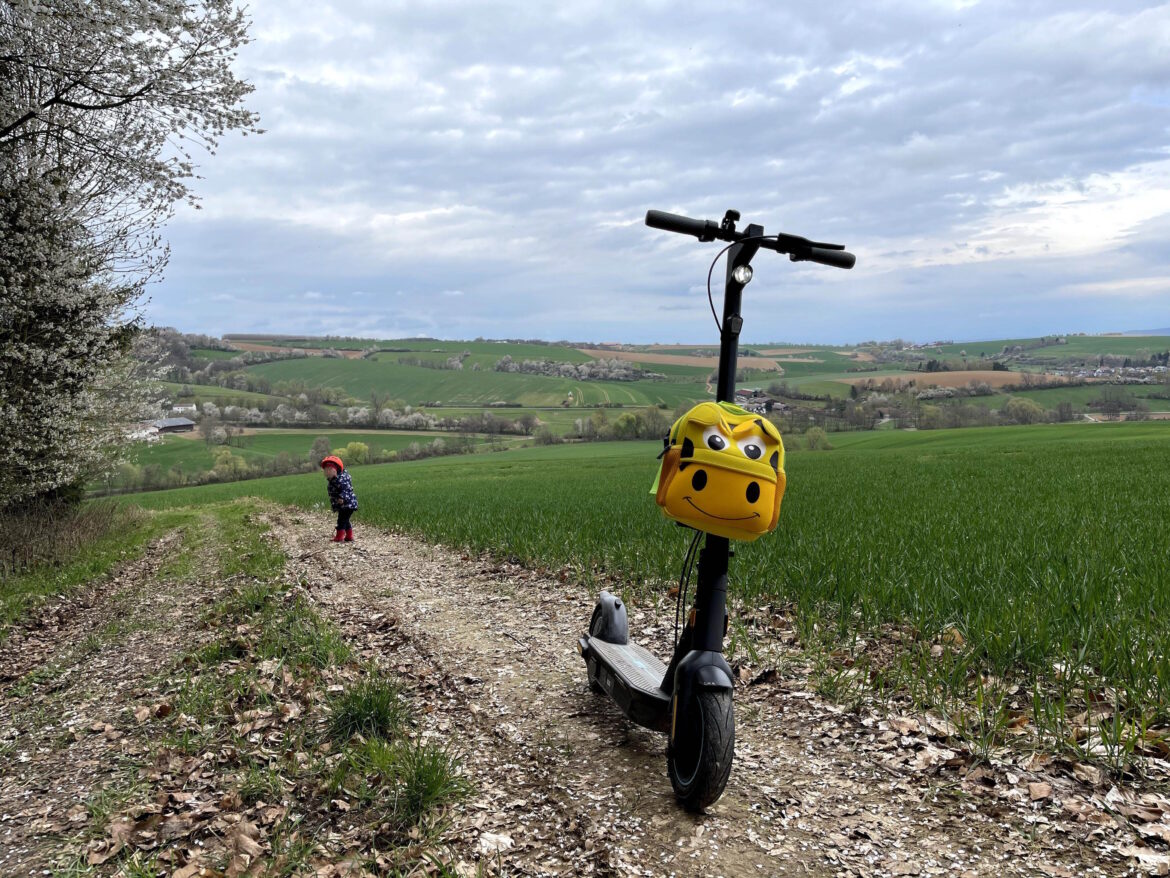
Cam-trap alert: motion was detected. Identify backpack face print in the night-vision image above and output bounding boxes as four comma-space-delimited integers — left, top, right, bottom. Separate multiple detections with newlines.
653, 402, 786, 541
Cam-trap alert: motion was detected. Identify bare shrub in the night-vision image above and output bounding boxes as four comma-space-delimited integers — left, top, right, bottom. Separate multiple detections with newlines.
0, 501, 138, 579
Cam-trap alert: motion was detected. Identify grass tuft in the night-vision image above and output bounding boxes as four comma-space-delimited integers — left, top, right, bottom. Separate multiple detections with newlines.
328, 674, 410, 744
237, 763, 286, 805
330, 738, 469, 837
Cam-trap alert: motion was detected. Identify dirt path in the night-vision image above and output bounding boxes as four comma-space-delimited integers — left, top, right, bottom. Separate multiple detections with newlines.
265, 512, 1143, 878
0, 524, 222, 874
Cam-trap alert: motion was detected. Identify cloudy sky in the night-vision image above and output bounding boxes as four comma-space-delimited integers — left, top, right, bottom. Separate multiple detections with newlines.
149, 0, 1170, 344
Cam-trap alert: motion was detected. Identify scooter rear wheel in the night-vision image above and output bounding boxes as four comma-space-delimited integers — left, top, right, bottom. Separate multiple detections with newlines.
667, 689, 734, 810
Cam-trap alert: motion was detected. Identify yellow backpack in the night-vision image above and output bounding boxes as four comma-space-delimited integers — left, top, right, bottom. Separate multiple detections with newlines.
651, 401, 786, 541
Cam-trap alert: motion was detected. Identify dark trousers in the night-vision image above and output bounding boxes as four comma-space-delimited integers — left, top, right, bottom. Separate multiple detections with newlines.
335, 508, 354, 530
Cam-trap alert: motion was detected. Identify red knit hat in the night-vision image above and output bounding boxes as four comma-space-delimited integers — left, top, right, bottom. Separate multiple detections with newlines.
320, 455, 344, 472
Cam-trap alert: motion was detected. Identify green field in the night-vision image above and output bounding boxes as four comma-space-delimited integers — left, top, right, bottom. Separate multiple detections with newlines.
233, 336, 596, 362
626, 361, 717, 379
417, 406, 631, 431
131, 429, 513, 474
380, 339, 592, 360
160, 381, 289, 407
769, 352, 867, 379
245, 358, 708, 408
189, 347, 240, 361
928, 335, 1170, 361
950, 384, 1170, 412
128, 422, 1170, 746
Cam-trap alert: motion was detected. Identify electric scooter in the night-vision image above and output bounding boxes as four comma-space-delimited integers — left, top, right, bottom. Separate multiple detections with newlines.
578, 208, 855, 810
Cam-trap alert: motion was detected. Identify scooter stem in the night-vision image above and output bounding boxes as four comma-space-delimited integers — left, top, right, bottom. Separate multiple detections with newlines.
690, 537, 730, 651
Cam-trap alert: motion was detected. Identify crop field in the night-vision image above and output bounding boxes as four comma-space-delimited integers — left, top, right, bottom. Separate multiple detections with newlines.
371, 348, 596, 369
928, 335, 1170, 361
840, 369, 1035, 389
626, 361, 715, 380
769, 350, 865, 377
953, 384, 1170, 412
416, 406, 631, 431
243, 358, 708, 408
131, 429, 507, 474
159, 381, 290, 408
783, 365, 911, 386
129, 421, 1170, 750
583, 348, 783, 371
372, 349, 717, 383
234, 335, 596, 362
189, 348, 239, 361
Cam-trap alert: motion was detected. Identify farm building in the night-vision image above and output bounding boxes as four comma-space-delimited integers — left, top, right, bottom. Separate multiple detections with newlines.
152, 417, 196, 434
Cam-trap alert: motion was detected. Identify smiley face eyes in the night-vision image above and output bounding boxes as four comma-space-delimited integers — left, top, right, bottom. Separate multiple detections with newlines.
703, 425, 770, 459
702, 426, 728, 451
737, 438, 764, 460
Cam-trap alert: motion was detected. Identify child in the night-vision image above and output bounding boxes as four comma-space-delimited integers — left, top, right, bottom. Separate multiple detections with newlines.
320, 455, 358, 542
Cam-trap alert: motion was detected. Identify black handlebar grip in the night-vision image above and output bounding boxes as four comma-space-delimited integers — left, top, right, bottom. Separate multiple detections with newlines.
645, 210, 714, 239
801, 247, 856, 269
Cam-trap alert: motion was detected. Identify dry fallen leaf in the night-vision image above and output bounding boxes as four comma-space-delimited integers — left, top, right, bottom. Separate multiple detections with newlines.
1073, 762, 1106, 787
1029, 782, 1053, 801
1119, 844, 1170, 875
924, 713, 959, 739
941, 626, 965, 647
231, 819, 264, 858
478, 831, 514, 855
890, 716, 921, 735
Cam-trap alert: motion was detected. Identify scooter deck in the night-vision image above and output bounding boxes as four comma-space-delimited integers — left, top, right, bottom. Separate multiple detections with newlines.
581, 636, 671, 732
589, 639, 667, 694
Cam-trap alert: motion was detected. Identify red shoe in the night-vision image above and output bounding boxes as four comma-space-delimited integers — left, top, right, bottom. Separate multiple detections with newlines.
344, 528, 354, 542
331, 529, 345, 542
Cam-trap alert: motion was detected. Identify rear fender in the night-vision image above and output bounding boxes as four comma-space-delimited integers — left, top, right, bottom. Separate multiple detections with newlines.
590, 590, 629, 645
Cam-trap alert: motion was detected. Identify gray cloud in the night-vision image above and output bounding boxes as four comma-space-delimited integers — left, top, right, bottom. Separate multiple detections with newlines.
151, 0, 1170, 343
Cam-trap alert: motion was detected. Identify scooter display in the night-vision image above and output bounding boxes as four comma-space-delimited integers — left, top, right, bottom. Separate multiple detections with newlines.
578, 208, 855, 810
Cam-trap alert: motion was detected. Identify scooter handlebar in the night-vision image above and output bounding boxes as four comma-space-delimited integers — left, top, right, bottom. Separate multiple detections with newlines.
796, 246, 856, 270
646, 208, 855, 270
645, 209, 718, 241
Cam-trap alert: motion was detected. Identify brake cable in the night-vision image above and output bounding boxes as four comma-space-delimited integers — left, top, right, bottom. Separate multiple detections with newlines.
674, 529, 703, 648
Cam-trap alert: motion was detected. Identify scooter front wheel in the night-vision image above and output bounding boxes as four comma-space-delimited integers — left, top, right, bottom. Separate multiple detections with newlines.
667, 689, 734, 810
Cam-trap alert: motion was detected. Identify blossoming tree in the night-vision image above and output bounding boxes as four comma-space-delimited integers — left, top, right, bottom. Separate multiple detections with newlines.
0, 0, 259, 506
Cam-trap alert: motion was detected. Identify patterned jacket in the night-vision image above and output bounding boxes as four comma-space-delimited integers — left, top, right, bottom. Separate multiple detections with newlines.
327, 470, 359, 510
